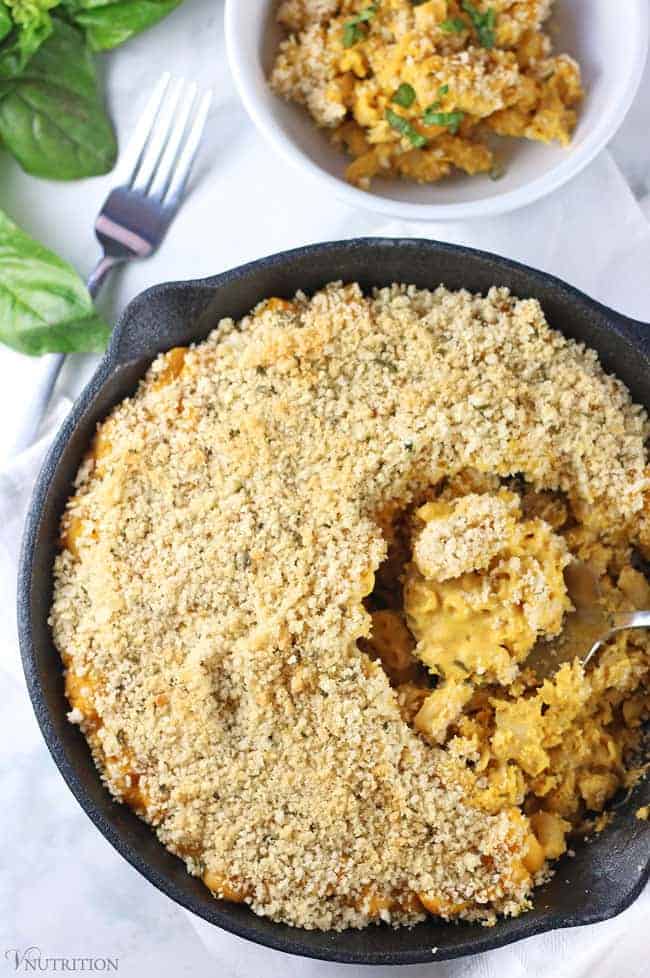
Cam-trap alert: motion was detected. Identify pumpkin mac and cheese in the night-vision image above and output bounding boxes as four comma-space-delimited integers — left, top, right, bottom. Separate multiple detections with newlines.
270, 0, 583, 189
52, 282, 649, 931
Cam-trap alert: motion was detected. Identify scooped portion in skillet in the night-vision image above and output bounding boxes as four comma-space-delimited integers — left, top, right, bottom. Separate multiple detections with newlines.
49, 282, 650, 932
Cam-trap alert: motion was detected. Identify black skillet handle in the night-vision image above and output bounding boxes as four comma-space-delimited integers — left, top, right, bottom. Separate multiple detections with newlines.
615, 314, 650, 351
107, 280, 221, 366
59, 279, 228, 452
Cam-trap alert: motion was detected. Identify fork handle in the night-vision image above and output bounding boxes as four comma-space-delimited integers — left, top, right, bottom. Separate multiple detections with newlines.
10, 254, 121, 456
87, 254, 122, 299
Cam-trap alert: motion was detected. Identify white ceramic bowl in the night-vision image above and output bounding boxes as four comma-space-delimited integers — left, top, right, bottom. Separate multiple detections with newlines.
225, 0, 648, 222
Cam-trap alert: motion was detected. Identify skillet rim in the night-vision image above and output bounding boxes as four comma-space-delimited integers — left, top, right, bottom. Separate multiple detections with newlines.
17, 237, 650, 965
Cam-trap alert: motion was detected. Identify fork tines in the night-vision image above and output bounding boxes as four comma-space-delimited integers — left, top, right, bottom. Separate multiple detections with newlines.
117, 73, 213, 211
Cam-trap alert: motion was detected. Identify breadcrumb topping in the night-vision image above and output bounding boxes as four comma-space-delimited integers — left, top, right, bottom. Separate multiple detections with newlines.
50, 282, 648, 931
413, 491, 519, 581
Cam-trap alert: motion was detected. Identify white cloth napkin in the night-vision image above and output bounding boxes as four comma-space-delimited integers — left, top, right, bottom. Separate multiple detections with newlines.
0, 399, 71, 682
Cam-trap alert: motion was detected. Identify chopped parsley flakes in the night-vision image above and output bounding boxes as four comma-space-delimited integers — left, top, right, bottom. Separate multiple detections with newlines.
423, 84, 453, 113
461, 1, 496, 48
385, 108, 428, 147
343, 4, 378, 47
422, 108, 465, 134
440, 17, 466, 33
393, 82, 416, 108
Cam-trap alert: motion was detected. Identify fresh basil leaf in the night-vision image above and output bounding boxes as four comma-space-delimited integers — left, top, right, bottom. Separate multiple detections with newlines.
0, 208, 110, 355
0, 0, 54, 80
0, 3, 12, 41
60, 0, 182, 51
0, 17, 117, 178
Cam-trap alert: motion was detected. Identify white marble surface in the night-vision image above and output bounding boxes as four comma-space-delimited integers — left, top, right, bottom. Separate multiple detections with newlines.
1, 4, 650, 975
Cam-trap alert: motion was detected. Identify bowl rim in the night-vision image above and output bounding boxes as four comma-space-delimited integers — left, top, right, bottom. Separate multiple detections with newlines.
17, 237, 650, 965
224, 0, 649, 222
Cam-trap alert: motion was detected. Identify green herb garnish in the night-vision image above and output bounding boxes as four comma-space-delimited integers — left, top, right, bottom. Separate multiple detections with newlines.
422, 108, 465, 134
461, 1, 496, 48
343, 4, 377, 47
385, 108, 428, 147
440, 17, 466, 33
425, 84, 450, 112
392, 82, 416, 108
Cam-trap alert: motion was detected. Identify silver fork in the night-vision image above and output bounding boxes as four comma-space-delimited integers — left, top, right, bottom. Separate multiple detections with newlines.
12, 73, 212, 454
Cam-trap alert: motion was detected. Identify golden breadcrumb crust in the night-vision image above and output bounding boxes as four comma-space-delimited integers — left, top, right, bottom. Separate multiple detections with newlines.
51, 282, 648, 930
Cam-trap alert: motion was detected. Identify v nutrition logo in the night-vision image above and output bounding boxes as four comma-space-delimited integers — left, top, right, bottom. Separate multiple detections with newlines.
4, 948, 119, 973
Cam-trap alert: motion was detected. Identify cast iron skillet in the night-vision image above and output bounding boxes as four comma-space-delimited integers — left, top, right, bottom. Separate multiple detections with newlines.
18, 238, 650, 965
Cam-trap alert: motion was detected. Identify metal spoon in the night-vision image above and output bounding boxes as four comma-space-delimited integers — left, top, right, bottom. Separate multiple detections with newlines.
581, 609, 650, 666
526, 562, 650, 679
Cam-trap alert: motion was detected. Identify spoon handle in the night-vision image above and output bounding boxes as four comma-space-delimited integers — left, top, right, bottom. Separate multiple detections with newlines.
610, 610, 650, 631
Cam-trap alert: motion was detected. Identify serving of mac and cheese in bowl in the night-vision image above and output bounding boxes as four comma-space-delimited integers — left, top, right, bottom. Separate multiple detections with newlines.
226, 0, 648, 219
